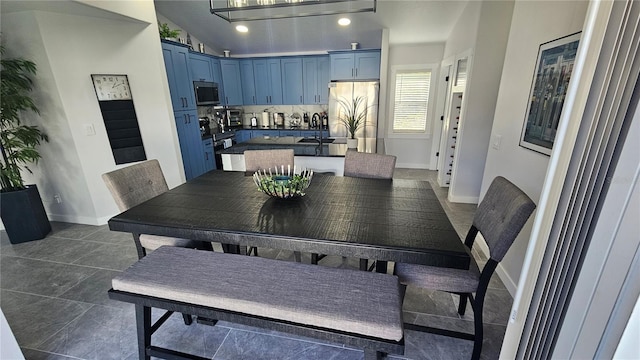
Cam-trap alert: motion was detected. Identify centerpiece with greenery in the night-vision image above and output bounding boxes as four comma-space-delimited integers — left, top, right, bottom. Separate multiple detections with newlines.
337, 96, 368, 148
1, 45, 51, 243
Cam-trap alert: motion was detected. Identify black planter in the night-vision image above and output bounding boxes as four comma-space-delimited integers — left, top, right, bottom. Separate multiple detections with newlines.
1, 185, 51, 244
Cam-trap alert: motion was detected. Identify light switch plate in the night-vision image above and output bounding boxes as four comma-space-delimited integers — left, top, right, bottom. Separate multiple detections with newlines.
492, 134, 502, 150
84, 124, 96, 136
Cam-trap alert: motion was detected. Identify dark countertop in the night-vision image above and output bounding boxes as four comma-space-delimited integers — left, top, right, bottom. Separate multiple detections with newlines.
220, 136, 348, 157
237, 126, 328, 131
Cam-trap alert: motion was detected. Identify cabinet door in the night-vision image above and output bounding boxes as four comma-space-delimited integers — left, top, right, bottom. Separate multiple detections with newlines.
240, 59, 256, 105
190, 53, 214, 82
202, 138, 215, 172
281, 57, 303, 105
162, 43, 195, 110
174, 110, 203, 180
267, 59, 283, 105
330, 53, 355, 80
355, 51, 381, 79
235, 130, 252, 143
252, 130, 278, 138
220, 59, 243, 105
303, 57, 318, 104
211, 58, 225, 104
279, 130, 302, 137
253, 59, 270, 105
317, 56, 331, 104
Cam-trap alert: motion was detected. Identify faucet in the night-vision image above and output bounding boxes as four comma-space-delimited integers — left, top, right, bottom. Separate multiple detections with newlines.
314, 127, 324, 156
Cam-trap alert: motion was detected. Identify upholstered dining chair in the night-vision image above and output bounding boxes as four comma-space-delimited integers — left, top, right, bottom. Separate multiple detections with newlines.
244, 149, 295, 173
102, 159, 213, 325
394, 176, 536, 360
311, 150, 397, 268
244, 149, 296, 259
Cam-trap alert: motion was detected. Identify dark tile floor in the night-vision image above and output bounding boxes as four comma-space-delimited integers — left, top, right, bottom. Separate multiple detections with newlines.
0, 169, 512, 360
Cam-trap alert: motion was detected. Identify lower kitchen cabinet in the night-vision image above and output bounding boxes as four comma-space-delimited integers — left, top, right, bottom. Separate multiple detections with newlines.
279, 130, 302, 137
202, 138, 216, 172
174, 110, 205, 180
235, 130, 252, 143
252, 129, 279, 138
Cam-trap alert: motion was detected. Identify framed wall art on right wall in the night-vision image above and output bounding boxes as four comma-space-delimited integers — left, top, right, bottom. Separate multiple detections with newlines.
520, 32, 581, 155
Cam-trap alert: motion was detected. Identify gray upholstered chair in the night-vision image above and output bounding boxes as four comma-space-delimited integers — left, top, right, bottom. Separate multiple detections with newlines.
343, 150, 397, 179
102, 159, 212, 259
328, 150, 397, 270
102, 159, 213, 325
244, 149, 295, 173
394, 176, 536, 360
243, 149, 296, 259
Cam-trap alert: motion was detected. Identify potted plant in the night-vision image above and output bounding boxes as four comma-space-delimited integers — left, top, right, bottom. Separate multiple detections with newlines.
1, 45, 51, 243
158, 22, 181, 41
337, 96, 368, 149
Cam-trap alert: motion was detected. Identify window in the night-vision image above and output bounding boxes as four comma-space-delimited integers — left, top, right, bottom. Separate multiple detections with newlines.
392, 70, 431, 132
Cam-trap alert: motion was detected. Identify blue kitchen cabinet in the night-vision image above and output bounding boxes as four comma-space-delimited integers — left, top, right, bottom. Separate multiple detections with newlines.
252, 129, 279, 138
235, 130, 252, 143
281, 57, 304, 105
210, 58, 225, 104
240, 59, 257, 105
279, 130, 302, 137
202, 138, 216, 172
174, 110, 204, 180
162, 41, 196, 111
303, 56, 330, 104
253, 58, 282, 105
189, 53, 214, 82
329, 50, 380, 80
220, 59, 243, 105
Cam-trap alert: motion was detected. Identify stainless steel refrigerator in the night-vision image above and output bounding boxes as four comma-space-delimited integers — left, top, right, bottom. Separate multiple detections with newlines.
328, 81, 379, 153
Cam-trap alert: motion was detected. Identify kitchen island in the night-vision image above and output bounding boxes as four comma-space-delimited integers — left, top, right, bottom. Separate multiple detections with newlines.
220, 136, 349, 175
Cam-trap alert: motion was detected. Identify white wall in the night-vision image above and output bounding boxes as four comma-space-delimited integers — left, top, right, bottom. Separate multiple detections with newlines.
480, 0, 588, 292
447, 0, 514, 203
443, 1, 481, 59
1, 0, 184, 226
383, 43, 444, 168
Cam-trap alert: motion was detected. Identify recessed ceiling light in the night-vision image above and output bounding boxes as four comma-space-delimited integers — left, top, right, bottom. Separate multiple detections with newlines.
338, 18, 351, 26
236, 25, 248, 33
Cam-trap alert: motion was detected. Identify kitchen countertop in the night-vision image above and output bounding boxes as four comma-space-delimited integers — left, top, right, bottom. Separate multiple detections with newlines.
220, 136, 349, 157
237, 126, 328, 131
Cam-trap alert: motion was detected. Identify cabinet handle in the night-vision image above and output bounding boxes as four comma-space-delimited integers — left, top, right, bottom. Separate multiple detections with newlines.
352, 68, 354, 77
355, 68, 358, 77
226, 96, 229, 104
300, 95, 303, 102
253, 95, 255, 104
184, 114, 188, 124
205, 153, 208, 160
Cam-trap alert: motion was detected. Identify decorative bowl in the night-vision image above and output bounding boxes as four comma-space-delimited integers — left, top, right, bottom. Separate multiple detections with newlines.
253, 166, 314, 199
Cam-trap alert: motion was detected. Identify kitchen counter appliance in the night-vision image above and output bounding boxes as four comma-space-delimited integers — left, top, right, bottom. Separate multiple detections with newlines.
193, 81, 220, 106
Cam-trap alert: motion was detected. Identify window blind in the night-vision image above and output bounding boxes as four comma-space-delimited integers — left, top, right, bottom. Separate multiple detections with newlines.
393, 70, 431, 132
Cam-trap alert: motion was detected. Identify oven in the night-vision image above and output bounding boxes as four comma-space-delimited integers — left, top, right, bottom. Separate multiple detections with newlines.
212, 131, 236, 170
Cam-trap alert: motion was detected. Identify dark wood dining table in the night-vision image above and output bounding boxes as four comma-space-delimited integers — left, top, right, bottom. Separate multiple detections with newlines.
108, 171, 470, 271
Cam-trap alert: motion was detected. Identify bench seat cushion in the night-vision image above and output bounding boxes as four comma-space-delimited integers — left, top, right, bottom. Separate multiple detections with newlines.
112, 246, 403, 342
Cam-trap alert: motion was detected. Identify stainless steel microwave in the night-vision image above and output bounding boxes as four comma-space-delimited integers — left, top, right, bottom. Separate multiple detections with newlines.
193, 81, 220, 106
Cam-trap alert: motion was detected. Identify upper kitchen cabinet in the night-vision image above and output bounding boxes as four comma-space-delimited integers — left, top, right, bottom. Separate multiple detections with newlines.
189, 52, 214, 82
303, 56, 330, 104
329, 50, 381, 80
253, 58, 283, 105
281, 57, 304, 105
161, 41, 196, 111
220, 59, 243, 105
210, 58, 225, 105
240, 59, 257, 105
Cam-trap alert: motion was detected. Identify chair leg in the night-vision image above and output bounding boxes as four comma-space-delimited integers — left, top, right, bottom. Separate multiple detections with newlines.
294, 251, 302, 263
132, 233, 146, 259
360, 258, 368, 271
471, 297, 483, 360
363, 349, 384, 360
457, 293, 468, 316
182, 313, 193, 325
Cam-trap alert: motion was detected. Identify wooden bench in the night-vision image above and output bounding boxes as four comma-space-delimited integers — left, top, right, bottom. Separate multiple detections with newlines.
108, 246, 404, 360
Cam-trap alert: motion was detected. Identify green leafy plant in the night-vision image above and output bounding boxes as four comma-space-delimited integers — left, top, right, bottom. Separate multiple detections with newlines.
158, 22, 181, 39
337, 96, 368, 139
0, 45, 48, 192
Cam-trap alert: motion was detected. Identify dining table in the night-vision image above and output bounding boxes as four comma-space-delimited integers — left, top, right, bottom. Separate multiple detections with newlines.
108, 171, 471, 272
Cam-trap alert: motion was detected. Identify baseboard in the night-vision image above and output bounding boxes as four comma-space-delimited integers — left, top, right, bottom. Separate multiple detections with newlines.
47, 214, 108, 226
395, 162, 430, 169
447, 193, 479, 204
475, 234, 517, 296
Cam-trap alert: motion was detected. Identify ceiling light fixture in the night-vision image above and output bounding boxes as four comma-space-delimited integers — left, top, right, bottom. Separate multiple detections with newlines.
236, 24, 249, 32
338, 17, 351, 26
210, 0, 376, 23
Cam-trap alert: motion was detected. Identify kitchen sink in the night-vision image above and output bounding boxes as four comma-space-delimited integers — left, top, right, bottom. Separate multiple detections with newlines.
298, 138, 335, 143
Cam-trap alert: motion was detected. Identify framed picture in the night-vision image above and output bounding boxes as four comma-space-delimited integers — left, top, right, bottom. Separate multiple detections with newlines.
520, 32, 581, 155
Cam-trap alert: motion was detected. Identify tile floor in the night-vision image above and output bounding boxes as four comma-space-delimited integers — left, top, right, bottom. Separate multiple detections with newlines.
0, 169, 513, 360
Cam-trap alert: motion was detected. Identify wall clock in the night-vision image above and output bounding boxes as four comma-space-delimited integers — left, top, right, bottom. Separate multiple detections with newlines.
91, 74, 132, 101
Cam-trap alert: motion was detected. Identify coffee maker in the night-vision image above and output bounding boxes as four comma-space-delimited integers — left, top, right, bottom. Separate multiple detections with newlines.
198, 117, 211, 136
